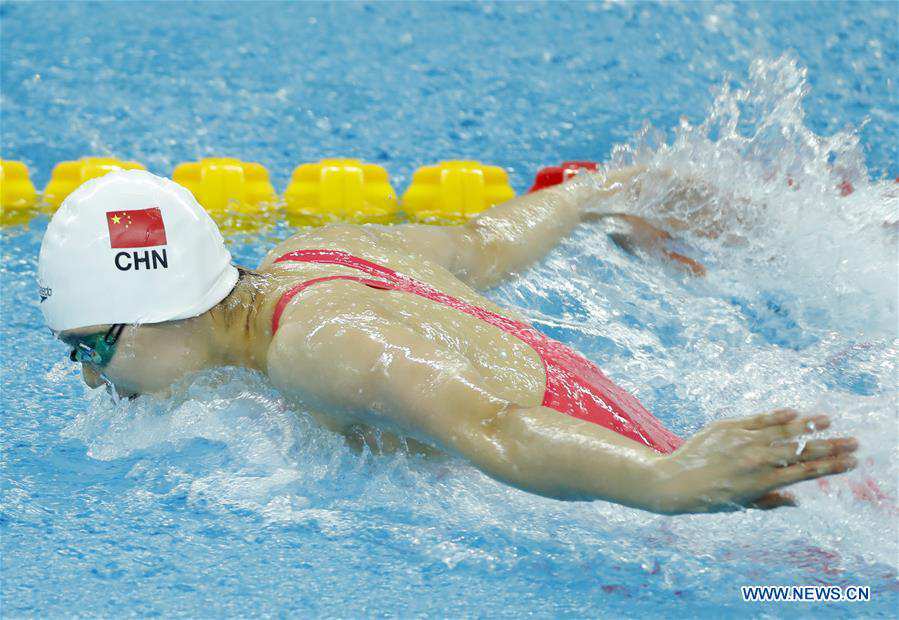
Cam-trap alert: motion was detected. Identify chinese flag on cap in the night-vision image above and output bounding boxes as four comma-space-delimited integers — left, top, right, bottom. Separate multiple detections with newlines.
106, 208, 167, 248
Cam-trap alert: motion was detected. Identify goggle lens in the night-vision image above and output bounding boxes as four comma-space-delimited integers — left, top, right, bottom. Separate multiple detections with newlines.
64, 324, 125, 368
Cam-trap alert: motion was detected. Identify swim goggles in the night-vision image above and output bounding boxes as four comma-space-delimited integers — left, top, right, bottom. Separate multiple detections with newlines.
62, 324, 125, 368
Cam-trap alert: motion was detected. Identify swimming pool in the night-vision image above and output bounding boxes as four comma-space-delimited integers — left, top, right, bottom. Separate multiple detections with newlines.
2, 1, 897, 616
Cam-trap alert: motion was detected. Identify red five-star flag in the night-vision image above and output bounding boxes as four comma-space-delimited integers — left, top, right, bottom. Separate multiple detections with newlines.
105, 208, 167, 248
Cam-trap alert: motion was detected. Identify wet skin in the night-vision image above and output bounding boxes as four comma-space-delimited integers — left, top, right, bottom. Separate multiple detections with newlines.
61, 169, 859, 514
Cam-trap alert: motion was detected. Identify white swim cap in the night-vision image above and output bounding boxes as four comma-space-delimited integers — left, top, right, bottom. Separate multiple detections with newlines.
38, 169, 239, 332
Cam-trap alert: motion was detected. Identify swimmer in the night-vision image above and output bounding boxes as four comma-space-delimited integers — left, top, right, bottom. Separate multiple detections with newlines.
39, 169, 859, 515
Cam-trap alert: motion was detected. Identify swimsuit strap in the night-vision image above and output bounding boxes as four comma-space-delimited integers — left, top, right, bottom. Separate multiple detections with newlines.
274, 249, 402, 281
270, 249, 540, 343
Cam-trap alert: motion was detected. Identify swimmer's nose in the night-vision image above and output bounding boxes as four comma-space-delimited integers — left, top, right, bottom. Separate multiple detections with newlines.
81, 364, 103, 388
83, 366, 138, 400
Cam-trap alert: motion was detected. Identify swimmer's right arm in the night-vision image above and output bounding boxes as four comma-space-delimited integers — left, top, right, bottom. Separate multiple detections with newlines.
267, 307, 858, 513
449, 406, 857, 513
266, 305, 672, 510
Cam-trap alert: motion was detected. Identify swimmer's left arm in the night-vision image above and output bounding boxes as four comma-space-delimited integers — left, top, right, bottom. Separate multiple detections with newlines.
459, 170, 637, 287
387, 167, 644, 288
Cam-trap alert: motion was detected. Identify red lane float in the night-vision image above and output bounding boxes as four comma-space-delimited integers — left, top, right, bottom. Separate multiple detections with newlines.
528, 161, 598, 192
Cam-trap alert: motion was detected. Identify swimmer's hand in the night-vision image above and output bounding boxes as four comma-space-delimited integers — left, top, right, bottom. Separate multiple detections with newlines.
565, 168, 707, 276
586, 212, 707, 276
653, 409, 858, 513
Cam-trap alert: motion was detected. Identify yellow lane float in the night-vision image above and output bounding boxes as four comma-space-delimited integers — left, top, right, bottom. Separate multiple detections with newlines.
1, 160, 37, 208
1, 160, 39, 226
172, 157, 277, 233
284, 158, 398, 226
172, 157, 276, 214
43, 157, 145, 209
2, 157, 520, 229
402, 160, 515, 223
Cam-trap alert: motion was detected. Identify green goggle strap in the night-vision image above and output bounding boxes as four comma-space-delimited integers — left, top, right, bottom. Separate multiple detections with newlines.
69, 324, 124, 367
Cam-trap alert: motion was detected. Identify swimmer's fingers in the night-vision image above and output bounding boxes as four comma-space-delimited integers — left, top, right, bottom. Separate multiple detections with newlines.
595, 213, 706, 277
765, 438, 859, 466
769, 456, 858, 487
661, 250, 706, 277
593, 165, 649, 193
754, 415, 831, 443
736, 408, 799, 430
749, 491, 797, 510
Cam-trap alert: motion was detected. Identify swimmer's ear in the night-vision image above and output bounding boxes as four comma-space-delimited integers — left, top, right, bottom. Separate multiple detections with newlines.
750, 490, 798, 510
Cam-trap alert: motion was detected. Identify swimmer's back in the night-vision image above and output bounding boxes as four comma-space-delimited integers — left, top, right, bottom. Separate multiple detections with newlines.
260, 224, 548, 408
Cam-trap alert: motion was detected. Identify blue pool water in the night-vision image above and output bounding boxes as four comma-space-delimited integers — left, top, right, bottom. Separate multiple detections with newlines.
2, 1, 897, 616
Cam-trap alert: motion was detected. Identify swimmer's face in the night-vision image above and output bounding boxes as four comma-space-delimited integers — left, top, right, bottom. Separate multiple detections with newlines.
60, 322, 203, 398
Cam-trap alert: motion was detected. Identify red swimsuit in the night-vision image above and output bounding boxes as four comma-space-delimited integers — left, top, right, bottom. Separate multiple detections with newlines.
271, 249, 683, 454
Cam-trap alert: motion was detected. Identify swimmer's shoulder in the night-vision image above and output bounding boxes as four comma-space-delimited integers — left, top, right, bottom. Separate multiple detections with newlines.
257, 223, 412, 271
257, 224, 355, 270
264, 280, 403, 411
256, 223, 443, 278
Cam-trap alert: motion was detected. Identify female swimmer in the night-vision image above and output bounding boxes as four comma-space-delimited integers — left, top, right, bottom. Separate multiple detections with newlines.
39, 168, 858, 514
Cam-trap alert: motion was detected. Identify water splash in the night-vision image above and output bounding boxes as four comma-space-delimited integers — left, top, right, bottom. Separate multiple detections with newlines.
605, 55, 897, 339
